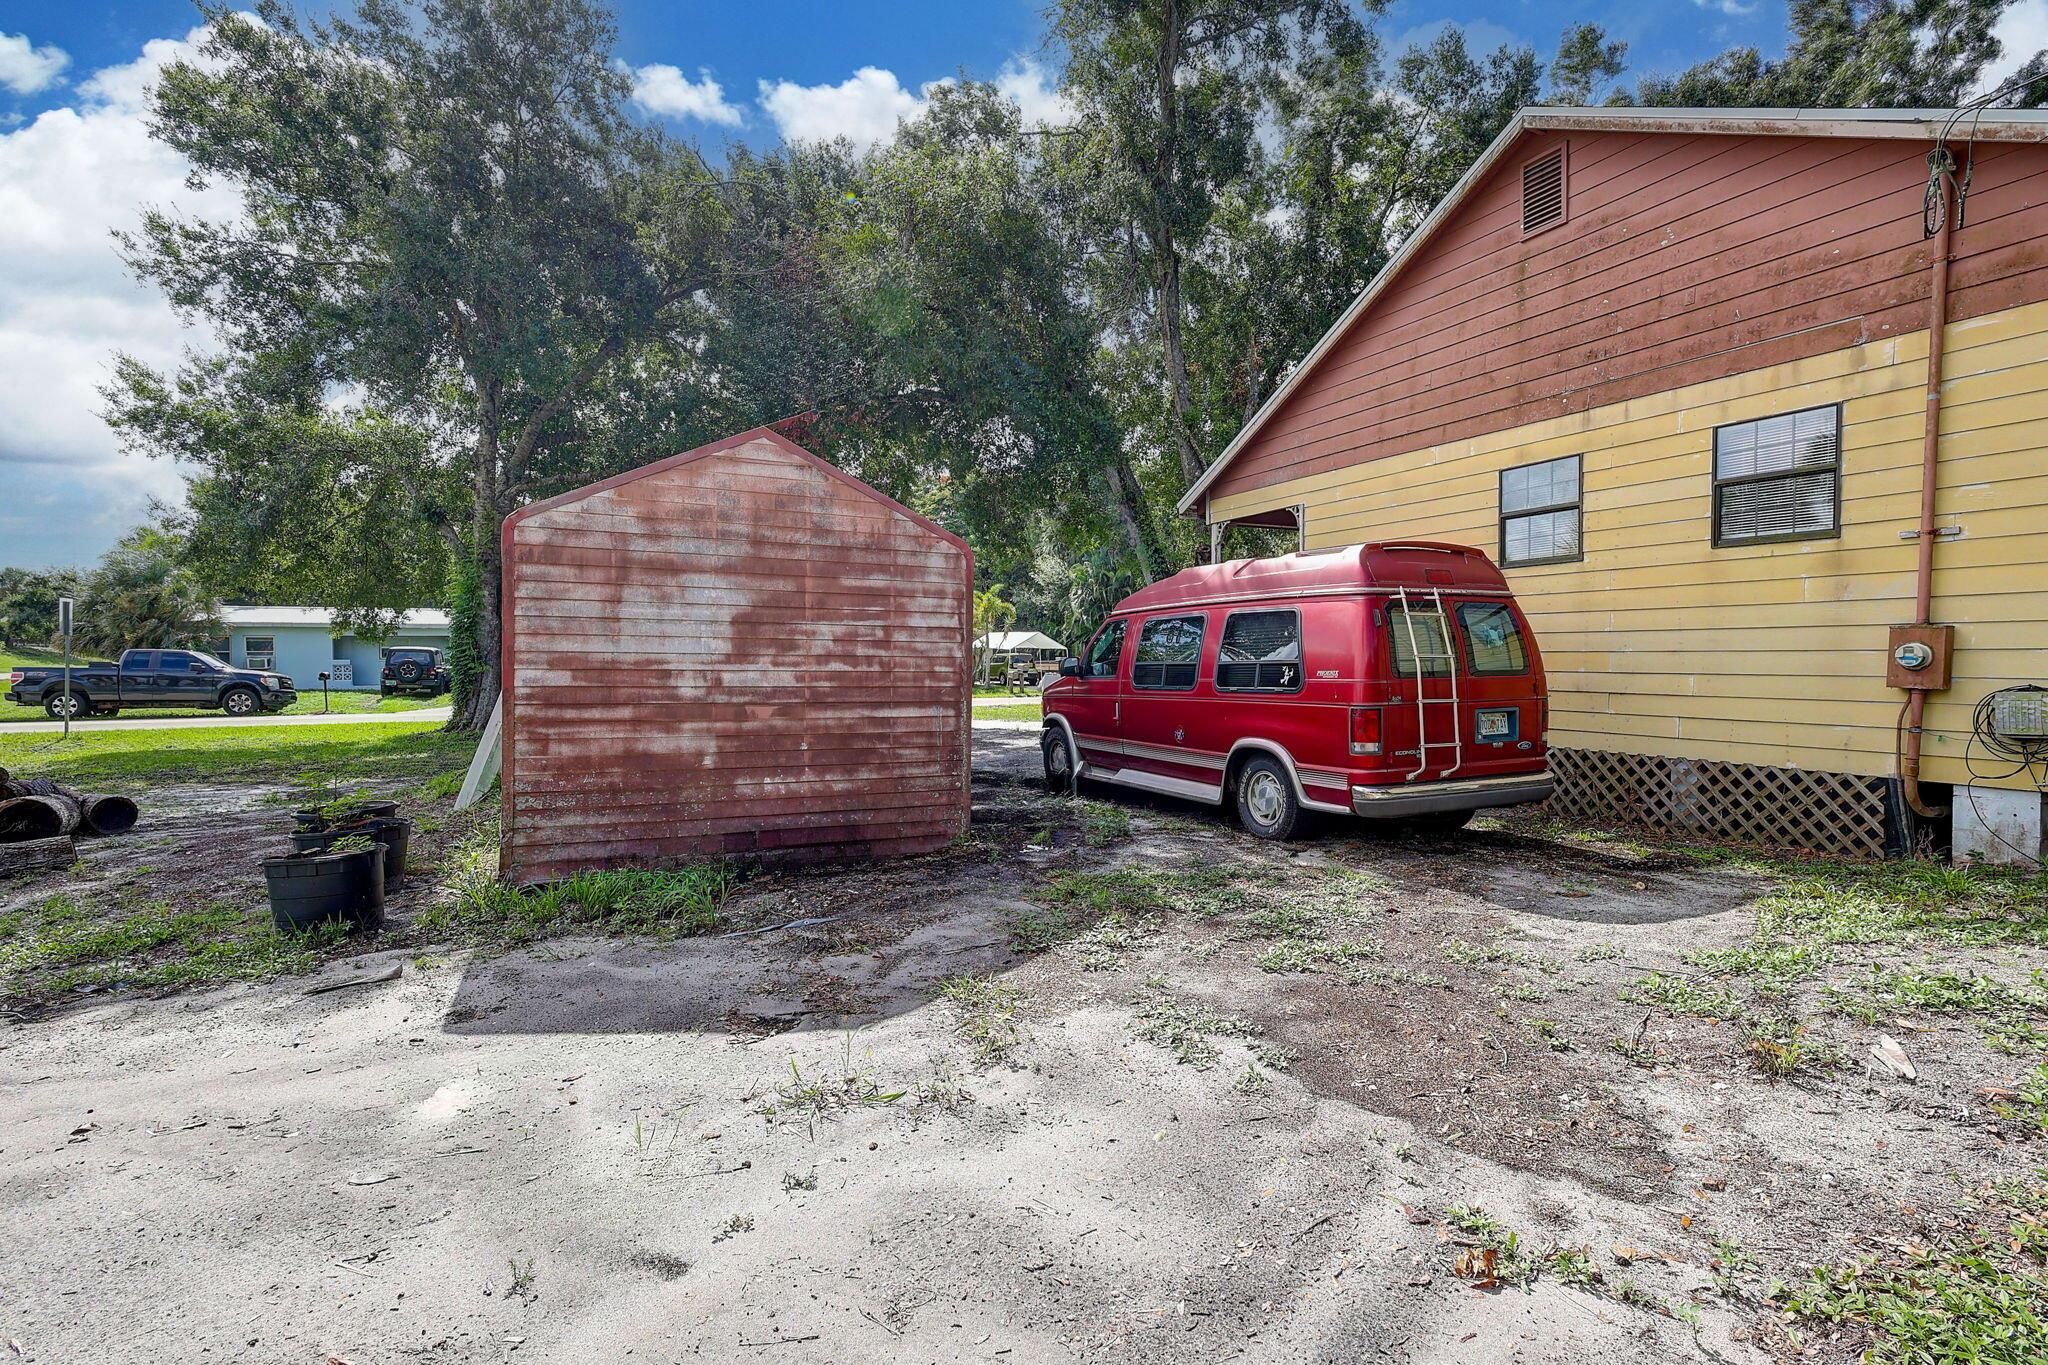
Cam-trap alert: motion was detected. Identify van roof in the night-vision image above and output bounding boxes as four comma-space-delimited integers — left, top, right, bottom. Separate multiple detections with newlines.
1112, 542, 1511, 616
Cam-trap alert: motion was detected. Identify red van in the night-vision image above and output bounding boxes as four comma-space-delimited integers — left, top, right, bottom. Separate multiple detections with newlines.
1040, 542, 1553, 838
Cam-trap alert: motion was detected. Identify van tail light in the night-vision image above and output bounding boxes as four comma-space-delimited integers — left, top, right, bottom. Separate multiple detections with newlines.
1349, 706, 1382, 756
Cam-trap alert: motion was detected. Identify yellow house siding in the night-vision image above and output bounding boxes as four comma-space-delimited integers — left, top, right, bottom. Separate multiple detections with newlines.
1208, 297, 2048, 792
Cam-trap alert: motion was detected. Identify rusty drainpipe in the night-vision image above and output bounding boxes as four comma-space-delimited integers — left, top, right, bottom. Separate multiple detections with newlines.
1899, 151, 1955, 820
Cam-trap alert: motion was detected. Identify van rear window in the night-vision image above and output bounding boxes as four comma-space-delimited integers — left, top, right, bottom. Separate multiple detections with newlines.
1133, 615, 1205, 691
1387, 606, 1452, 678
1216, 610, 1302, 692
1458, 603, 1529, 675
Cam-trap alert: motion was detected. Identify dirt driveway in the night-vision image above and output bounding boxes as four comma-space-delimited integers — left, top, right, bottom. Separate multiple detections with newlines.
3, 728, 2042, 1363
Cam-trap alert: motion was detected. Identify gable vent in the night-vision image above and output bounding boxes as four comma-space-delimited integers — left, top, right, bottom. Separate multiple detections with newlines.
1521, 146, 1566, 235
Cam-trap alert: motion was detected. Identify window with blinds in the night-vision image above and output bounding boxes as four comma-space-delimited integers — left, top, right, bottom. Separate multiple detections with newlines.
1215, 609, 1302, 692
1521, 147, 1566, 234
1132, 614, 1205, 691
1712, 405, 1841, 546
1498, 454, 1582, 567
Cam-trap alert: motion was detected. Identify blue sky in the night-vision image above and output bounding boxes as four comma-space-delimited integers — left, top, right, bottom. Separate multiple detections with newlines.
2, 0, 2044, 572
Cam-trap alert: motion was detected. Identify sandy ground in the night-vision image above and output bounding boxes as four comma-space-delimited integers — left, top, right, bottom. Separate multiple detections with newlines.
0, 729, 2032, 1363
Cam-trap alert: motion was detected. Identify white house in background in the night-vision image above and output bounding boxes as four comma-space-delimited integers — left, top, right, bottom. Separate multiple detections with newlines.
218, 606, 452, 691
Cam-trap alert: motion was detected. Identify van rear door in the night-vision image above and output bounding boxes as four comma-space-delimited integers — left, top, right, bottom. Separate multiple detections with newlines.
1378, 597, 1544, 782
1445, 600, 1545, 779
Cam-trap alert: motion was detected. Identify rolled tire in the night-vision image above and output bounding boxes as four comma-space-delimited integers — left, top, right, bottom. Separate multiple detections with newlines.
221, 687, 260, 717
1041, 728, 1075, 793
42, 691, 85, 720
1235, 756, 1302, 841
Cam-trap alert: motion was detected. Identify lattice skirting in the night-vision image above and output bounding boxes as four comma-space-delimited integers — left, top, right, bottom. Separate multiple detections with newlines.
1545, 747, 1890, 857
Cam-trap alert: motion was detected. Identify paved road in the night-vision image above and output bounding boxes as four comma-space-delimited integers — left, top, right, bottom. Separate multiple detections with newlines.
0, 708, 452, 737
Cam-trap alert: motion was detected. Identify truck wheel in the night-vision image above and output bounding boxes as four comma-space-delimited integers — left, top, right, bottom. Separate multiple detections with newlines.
1235, 756, 1302, 841
221, 687, 261, 717
1041, 728, 1076, 793
43, 691, 85, 720
395, 659, 423, 683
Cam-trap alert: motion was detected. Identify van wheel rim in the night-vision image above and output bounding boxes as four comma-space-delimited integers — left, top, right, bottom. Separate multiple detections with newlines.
1245, 771, 1285, 826
1046, 737, 1071, 780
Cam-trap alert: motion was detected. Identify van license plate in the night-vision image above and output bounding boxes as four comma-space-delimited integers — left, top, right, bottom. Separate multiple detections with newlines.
1476, 709, 1516, 740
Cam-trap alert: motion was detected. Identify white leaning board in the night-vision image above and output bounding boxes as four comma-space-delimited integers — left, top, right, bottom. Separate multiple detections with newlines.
455, 695, 502, 811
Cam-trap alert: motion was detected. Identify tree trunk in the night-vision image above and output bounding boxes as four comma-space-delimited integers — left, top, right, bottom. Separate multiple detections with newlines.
455, 519, 504, 733
1100, 460, 1164, 580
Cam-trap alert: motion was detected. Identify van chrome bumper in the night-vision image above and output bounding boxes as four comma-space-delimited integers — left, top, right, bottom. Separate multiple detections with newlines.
1351, 771, 1554, 819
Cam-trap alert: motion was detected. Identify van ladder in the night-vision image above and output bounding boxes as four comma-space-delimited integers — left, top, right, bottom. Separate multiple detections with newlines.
1393, 586, 1463, 782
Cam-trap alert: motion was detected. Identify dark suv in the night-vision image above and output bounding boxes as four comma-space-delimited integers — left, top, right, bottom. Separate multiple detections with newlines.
381, 647, 451, 698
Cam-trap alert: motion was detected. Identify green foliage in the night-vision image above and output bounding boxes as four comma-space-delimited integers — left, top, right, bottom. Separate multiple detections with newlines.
1131, 992, 1263, 1068
445, 553, 484, 723
426, 819, 732, 946
1627, 0, 2026, 109
0, 568, 83, 648
1780, 1173, 2048, 1364
68, 526, 220, 657
0, 718, 468, 788
936, 975, 1026, 1064
2, 894, 347, 1001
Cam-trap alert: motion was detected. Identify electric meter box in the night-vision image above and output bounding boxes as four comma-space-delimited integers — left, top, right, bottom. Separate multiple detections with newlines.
1886, 623, 1954, 690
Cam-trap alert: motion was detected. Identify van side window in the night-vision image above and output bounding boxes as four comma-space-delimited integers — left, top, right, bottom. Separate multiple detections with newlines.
1084, 620, 1126, 679
1457, 603, 1529, 676
1216, 609, 1302, 693
1387, 606, 1453, 678
1132, 615, 1205, 691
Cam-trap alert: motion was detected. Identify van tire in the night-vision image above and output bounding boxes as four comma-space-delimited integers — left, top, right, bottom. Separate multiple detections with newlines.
1235, 756, 1301, 840
1041, 728, 1076, 793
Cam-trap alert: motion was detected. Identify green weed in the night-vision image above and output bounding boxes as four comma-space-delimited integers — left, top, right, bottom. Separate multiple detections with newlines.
1620, 971, 1745, 1020
936, 975, 1024, 1064
1132, 994, 1262, 1068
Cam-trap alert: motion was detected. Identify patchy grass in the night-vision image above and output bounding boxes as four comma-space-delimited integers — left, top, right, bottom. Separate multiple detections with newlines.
1619, 970, 1746, 1020
970, 698, 1041, 722
0, 719, 468, 788
1444, 1205, 1540, 1290
418, 815, 732, 948
1256, 936, 1382, 975
1824, 965, 2048, 1051
936, 975, 1025, 1064
1741, 1017, 1845, 1081
1779, 1172, 2048, 1364
1131, 991, 1263, 1068
758, 1046, 907, 1125
1, 892, 347, 1001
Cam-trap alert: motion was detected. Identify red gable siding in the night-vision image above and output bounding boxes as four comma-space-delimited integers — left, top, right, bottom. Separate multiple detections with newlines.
499, 429, 972, 884
1208, 129, 2048, 505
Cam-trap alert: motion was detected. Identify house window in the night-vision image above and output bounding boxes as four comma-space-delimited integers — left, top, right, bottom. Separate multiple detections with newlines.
1084, 620, 1125, 679
1499, 455, 1582, 567
245, 636, 276, 670
1521, 146, 1566, 235
1132, 614, 1205, 691
1457, 603, 1530, 676
1215, 609, 1302, 693
1387, 605, 1453, 678
1713, 405, 1842, 546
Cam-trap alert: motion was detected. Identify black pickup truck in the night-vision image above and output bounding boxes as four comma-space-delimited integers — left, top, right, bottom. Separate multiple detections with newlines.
6, 648, 298, 719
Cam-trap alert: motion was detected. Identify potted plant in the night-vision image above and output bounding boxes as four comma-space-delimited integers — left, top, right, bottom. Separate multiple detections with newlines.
291, 815, 413, 889
263, 832, 386, 933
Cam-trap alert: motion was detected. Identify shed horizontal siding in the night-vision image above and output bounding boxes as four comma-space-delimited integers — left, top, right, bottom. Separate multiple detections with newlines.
1211, 130, 2048, 504
501, 431, 971, 883
1209, 296, 2048, 792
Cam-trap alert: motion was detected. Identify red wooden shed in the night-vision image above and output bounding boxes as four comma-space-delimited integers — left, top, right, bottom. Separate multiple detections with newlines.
498, 425, 973, 884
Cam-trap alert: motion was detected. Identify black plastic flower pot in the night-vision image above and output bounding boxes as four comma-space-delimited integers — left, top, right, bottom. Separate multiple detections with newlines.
293, 800, 400, 835
262, 844, 386, 934
297, 818, 412, 889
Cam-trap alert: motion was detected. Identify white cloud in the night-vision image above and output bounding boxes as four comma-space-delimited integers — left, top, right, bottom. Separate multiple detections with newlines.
629, 63, 743, 126
0, 31, 68, 95
0, 24, 233, 567
757, 56, 1072, 150
1391, 18, 1524, 58
757, 65, 939, 150
1690, 0, 1759, 17
1978, 0, 2048, 94
995, 57, 1073, 128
